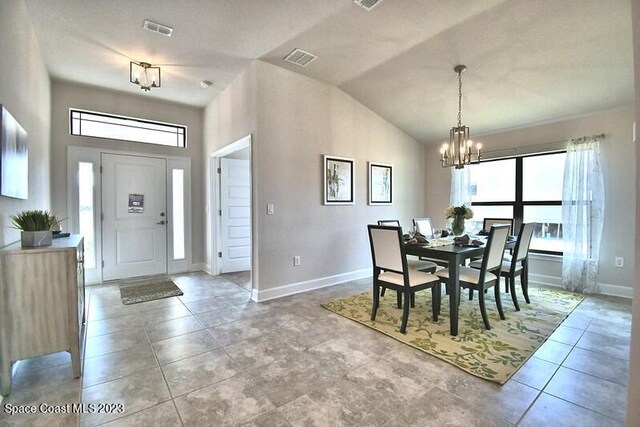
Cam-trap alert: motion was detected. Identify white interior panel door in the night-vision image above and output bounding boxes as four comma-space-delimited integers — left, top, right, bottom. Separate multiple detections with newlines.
102, 154, 167, 280
220, 158, 251, 273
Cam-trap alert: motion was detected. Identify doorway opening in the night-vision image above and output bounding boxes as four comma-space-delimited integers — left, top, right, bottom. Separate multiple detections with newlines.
211, 135, 253, 293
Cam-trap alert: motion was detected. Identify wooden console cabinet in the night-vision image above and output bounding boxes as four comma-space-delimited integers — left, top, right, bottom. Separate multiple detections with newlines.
0, 235, 85, 395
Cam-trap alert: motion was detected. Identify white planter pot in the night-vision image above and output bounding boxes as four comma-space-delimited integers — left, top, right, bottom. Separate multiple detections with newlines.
21, 231, 53, 248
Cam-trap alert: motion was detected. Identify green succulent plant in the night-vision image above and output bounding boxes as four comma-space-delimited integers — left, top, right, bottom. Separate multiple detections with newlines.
9, 210, 61, 231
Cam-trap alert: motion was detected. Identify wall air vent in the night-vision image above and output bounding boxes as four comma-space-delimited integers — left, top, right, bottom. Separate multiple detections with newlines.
353, 0, 384, 11
142, 19, 174, 37
283, 48, 317, 67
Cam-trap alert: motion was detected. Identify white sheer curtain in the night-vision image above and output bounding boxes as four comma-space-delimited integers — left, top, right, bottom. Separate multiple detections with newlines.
561, 136, 605, 293
450, 167, 472, 207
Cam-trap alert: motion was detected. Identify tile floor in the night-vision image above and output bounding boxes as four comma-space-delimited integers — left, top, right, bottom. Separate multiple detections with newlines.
0, 271, 632, 426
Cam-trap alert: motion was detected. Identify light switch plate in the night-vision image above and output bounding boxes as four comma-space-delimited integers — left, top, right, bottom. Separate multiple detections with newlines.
267, 204, 274, 215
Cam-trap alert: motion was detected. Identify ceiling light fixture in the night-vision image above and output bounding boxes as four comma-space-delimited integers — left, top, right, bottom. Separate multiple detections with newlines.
130, 61, 161, 91
200, 80, 212, 88
440, 65, 481, 168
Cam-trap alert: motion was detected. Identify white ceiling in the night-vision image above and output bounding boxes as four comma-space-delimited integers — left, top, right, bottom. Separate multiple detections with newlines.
25, 0, 633, 144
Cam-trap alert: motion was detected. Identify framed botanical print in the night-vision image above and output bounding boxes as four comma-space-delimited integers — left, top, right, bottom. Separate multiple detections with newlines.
368, 162, 392, 205
324, 155, 354, 205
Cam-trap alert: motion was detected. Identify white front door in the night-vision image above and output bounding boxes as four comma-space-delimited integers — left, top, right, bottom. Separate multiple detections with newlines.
220, 158, 251, 273
102, 153, 167, 280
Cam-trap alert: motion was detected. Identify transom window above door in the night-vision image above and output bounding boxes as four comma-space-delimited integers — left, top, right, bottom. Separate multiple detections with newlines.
69, 109, 186, 148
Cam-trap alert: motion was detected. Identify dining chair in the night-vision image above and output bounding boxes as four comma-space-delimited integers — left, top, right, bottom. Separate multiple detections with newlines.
375, 220, 440, 299
413, 217, 434, 238
367, 224, 441, 334
482, 218, 514, 235
471, 223, 535, 311
377, 219, 401, 227
436, 224, 510, 330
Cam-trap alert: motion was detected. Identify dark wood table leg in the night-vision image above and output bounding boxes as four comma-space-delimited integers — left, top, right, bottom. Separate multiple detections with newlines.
449, 255, 459, 336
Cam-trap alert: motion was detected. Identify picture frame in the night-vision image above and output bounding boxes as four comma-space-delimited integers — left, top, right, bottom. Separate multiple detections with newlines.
368, 162, 392, 205
0, 105, 28, 200
324, 155, 354, 205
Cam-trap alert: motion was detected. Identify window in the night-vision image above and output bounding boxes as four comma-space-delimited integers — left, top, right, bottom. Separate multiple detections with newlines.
70, 109, 186, 148
469, 152, 565, 254
172, 169, 185, 260
78, 162, 96, 269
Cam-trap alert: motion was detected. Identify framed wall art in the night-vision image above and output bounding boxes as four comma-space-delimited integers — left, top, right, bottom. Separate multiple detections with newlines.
368, 162, 392, 205
324, 155, 354, 205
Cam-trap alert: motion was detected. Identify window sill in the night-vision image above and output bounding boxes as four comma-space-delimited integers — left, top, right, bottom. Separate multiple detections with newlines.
529, 253, 562, 263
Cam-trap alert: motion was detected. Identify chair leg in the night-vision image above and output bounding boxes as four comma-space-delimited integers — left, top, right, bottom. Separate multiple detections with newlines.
380, 287, 386, 297
468, 289, 474, 300
396, 291, 402, 309
371, 283, 380, 321
505, 276, 510, 293
510, 273, 520, 311
494, 283, 506, 320
400, 291, 411, 334
478, 287, 491, 330
521, 270, 530, 304
410, 293, 415, 308
432, 285, 441, 321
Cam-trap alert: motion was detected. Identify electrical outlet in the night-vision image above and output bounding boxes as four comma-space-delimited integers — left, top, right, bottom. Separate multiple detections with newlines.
267, 204, 274, 215
615, 257, 624, 268
293, 256, 301, 266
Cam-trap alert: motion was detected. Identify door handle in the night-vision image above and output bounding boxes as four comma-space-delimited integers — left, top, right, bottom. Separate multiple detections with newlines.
156, 220, 166, 225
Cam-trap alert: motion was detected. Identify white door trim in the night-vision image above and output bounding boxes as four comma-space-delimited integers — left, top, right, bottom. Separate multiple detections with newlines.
67, 146, 192, 283
210, 135, 255, 292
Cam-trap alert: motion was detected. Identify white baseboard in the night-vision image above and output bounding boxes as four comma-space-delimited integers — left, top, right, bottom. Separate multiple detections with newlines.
599, 282, 634, 299
252, 269, 370, 302
190, 263, 210, 274
529, 273, 633, 299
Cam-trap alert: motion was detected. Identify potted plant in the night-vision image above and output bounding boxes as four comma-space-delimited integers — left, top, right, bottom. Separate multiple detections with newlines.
10, 210, 61, 247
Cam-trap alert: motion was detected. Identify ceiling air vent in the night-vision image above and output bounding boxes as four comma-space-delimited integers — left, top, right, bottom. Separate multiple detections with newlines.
142, 19, 174, 37
352, 0, 384, 11
283, 48, 317, 67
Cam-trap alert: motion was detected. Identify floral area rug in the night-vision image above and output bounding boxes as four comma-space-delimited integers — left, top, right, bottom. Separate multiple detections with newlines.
322, 287, 584, 384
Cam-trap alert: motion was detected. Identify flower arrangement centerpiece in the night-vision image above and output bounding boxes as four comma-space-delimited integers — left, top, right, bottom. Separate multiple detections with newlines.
445, 204, 473, 236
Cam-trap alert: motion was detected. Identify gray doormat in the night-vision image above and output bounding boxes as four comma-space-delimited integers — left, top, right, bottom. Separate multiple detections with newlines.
119, 275, 183, 305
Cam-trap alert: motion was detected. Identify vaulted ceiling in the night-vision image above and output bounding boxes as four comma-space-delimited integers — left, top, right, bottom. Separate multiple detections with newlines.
25, 0, 633, 144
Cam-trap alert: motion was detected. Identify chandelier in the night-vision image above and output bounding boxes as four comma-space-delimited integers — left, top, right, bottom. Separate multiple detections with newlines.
130, 61, 161, 91
440, 65, 482, 168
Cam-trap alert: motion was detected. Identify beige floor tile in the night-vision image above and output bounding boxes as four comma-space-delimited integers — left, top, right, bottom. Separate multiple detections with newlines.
520, 392, 623, 427
152, 329, 219, 365
175, 376, 274, 426
102, 400, 182, 426
83, 344, 158, 388
80, 367, 171, 426
162, 348, 240, 397
145, 315, 204, 342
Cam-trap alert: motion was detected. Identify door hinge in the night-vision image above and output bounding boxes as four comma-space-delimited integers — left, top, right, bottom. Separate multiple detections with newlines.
217, 167, 221, 174
101, 212, 104, 221
100, 166, 103, 173
218, 252, 222, 258
218, 210, 222, 216
101, 260, 104, 268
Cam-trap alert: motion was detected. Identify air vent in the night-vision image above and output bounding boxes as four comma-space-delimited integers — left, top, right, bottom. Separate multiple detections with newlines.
142, 19, 173, 37
283, 48, 317, 67
352, 0, 384, 11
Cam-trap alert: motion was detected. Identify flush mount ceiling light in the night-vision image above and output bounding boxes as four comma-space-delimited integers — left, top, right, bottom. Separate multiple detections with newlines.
200, 80, 213, 88
440, 65, 482, 168
130, 61, 161, 91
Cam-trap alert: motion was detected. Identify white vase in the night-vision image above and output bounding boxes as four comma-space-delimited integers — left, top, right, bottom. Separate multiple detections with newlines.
21, 231, 53, 248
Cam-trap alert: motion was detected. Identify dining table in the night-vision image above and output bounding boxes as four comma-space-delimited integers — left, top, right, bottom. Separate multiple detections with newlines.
404, 236, 516, 336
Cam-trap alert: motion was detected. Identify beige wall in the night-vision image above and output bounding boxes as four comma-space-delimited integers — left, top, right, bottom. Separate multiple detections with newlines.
627, 0, 639, 423
0, 0, 51, 248
202, 62, 258, 271
255, 61, 426, 291
50, 81, 205, 264
425, 108, 635, 294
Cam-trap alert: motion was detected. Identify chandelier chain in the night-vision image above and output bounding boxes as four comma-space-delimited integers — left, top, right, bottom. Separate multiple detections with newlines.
457, 69, 462, 127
